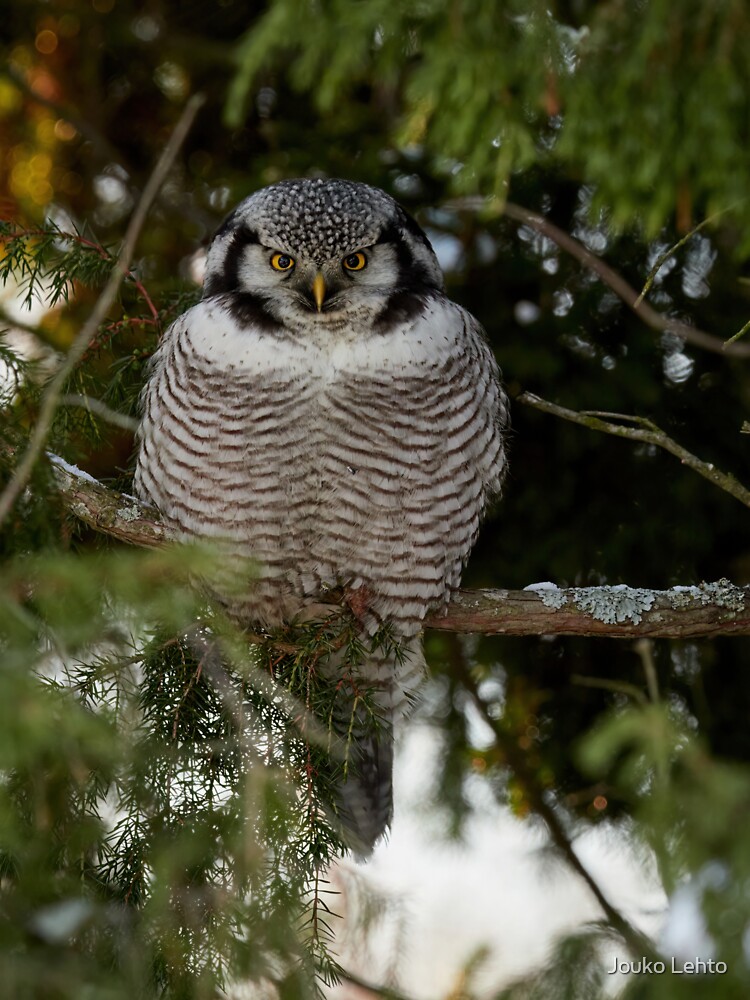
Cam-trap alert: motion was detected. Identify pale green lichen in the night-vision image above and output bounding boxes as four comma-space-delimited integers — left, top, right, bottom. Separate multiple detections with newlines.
523, 582, 569, 610
522, 579, 745, 624
115, 505, 143, 523
572, 585, 656, 625
668, 587, 699, 609
668, 579, 745, 613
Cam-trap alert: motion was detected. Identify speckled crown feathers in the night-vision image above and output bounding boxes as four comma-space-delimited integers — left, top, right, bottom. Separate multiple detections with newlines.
222, 178, 403, 260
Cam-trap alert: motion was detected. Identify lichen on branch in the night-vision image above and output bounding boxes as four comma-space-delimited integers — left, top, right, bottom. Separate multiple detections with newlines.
46, 456, 750, 640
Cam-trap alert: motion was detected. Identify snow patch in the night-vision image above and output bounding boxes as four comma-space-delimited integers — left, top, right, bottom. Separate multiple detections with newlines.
47, 452, 99, 485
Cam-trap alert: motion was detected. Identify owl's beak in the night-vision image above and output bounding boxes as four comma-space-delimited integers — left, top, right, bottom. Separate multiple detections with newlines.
312, 272, 326, 312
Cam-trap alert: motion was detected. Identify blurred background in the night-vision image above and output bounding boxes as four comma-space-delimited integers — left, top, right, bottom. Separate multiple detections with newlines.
2, 2, 750, 997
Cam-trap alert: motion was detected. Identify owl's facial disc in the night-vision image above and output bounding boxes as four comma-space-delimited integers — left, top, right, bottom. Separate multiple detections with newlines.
202, 179, 446, 331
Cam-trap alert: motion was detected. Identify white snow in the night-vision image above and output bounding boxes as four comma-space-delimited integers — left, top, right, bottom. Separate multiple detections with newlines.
47, 452, 100, 484
326, 723, 667, 999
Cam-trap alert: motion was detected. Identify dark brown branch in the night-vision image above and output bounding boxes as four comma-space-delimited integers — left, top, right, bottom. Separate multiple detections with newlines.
46, 459, 750, 638
501, 201, 750, 359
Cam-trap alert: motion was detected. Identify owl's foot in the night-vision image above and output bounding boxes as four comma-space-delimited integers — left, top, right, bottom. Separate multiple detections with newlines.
343, 584, 374, 624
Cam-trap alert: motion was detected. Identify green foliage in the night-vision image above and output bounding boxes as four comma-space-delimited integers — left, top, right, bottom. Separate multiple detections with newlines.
0, 221, 117, 311
228, 0, 558, 190
559, 1, 750, 246
0, 543, 404, 997
229, 0, 750, 247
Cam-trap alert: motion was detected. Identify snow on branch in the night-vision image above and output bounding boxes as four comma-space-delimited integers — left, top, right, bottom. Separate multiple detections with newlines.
50, 454, 167, 548
48, 456, 750, 639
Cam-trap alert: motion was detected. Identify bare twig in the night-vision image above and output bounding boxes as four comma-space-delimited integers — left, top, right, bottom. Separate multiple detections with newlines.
0, 93, 205, 529
725, 316, 750, 347
500, 201, 750, 359
517, 391, 750, 509
633, 209, 732, 308
58, 394, 139, 432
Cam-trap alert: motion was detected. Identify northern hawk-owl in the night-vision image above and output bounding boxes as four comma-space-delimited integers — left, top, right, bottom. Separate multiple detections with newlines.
134, 178, 509, 853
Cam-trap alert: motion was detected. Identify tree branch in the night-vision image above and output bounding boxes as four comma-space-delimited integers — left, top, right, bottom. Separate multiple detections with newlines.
45, 458, 749, 638
517, 391, 750, 510
0, 92, 205, 530
49, 455, 167, 548
426, 585, 749, 638
500, 201, 750, 359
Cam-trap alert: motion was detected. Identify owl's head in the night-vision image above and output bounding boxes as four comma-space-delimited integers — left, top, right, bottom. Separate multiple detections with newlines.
202, 179, 444, 330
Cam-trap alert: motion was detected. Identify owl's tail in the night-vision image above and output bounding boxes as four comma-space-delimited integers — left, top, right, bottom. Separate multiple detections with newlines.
335, 705, 394, 857
325, 636, 424, 858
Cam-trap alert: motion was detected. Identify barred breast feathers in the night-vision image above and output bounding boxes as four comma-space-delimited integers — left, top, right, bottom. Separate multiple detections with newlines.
134, 294, 508, 627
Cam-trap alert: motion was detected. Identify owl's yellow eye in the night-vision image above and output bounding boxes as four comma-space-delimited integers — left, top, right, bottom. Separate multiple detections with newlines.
343, 252, 367, 272
270, 252, 295, 271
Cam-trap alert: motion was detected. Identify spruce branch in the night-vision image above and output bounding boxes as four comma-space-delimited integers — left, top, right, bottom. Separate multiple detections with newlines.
0, 92, 205, 530
41, 458, 750, 639
517, 391, 750, 510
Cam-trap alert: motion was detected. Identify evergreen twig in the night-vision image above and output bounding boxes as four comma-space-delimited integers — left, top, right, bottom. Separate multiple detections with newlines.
0, 92, 205, 529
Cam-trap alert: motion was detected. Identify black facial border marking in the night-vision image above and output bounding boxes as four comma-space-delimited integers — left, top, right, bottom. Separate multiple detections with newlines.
202, 222, 282, 332
373, 210, 440, 331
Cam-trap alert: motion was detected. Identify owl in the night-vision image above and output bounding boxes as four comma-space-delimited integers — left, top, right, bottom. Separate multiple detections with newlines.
134, 179, 508, 854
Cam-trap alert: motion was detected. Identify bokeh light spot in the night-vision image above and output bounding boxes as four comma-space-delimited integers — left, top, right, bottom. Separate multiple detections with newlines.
35, 30, 58, 55
54, 119, 78, 142
59, 14, 81, 38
